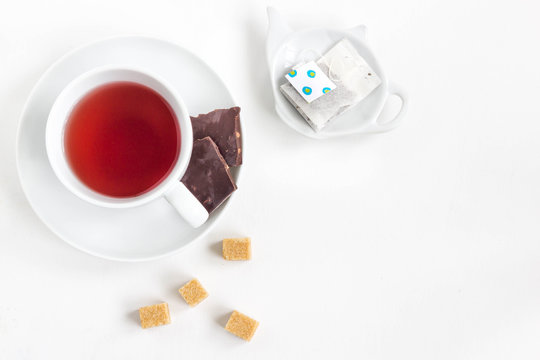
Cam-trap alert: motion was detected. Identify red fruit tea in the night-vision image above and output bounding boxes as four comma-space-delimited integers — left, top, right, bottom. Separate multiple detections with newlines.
64, 81, 180, 198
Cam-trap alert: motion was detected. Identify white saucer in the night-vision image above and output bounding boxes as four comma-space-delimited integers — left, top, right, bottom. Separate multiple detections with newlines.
16, 36, 241, 262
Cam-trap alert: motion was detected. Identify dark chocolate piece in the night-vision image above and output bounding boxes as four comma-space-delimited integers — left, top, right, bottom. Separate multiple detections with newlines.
181, 137, 237, 214
190, 107, 242, 167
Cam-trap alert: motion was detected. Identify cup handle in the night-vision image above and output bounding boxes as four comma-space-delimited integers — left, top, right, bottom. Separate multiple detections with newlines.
365, 82, 408, 133
165, 182, 209, 228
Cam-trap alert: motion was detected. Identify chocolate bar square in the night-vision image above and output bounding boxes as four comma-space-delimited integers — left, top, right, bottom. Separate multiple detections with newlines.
181, 137, 237, 213
190, 107, 242, 166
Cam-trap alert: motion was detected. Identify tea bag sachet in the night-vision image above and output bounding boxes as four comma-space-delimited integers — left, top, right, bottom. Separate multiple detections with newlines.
280, 38, 381, 132
283, 61, 336, 103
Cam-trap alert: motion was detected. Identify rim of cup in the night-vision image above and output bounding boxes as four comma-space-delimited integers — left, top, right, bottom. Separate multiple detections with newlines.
45, 65, 193, 208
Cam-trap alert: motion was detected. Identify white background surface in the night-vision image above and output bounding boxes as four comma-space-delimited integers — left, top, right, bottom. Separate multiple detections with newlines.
1, 0, 540, 358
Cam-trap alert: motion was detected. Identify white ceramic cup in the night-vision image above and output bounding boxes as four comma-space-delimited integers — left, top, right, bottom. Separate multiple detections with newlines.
46, 66, 209, 228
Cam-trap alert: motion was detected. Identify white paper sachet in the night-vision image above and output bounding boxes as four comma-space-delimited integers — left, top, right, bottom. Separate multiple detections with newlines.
280, 38, 381, 132
284, 61, 336, 103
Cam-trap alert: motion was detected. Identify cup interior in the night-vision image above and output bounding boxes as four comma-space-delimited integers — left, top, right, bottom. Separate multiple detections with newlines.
46, 66, 193, 208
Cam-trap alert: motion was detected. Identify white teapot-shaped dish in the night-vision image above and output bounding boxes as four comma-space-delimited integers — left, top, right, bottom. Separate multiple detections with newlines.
266, 7, 408, 139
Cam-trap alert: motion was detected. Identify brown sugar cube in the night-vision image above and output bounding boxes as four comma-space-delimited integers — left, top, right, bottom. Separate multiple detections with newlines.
225, 310, 259, 341
222, 237, 251, 261
138, 303, 171, 329
178, 279, 209, 307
